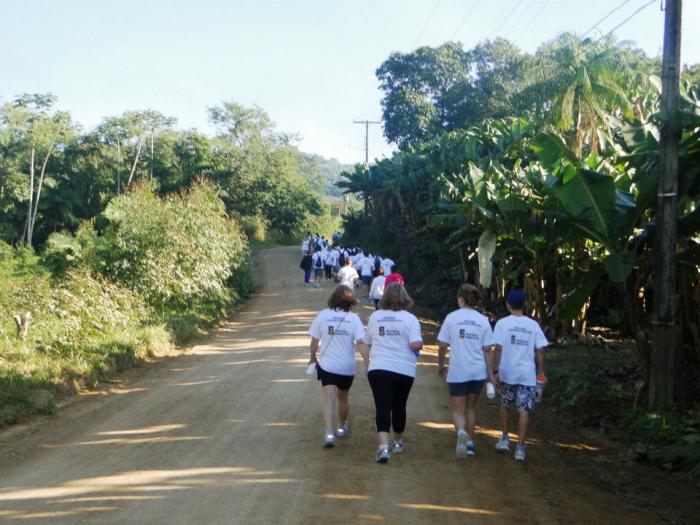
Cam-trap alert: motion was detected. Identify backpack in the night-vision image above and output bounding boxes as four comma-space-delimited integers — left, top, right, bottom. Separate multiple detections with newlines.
339, 251, 346, 266
314, 254, 323, 268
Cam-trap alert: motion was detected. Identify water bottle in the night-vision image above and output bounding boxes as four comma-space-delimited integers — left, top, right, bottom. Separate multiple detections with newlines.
306, 362, 317, 376
486, 381, 496, 399
535, 374, 546, 402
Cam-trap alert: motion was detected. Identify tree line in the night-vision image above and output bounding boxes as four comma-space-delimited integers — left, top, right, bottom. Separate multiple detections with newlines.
338, 33, 700, 409
0, 97, 338, 248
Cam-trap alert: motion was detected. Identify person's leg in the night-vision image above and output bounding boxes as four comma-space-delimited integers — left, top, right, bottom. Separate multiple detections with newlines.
374, 299, 379, 309
304, 269, 311, 285
465, 393, 479, 438
390, 373, 414, 444
336, 388, 349, 426
517, 410, 529, 445
322, 384, 337, 431
500, 406, 510, 436
368, 371, 392, 448
450, 395, 467, 433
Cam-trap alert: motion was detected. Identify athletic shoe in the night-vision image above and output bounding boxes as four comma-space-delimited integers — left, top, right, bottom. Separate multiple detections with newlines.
313, 282, 320, 288
376, 447, 390, 463
466, 441, 475, 456
304, 283, 309, 287
514, 444, 526, 461
455, 430, 468, 458
495, 435, 510, 452
324, 431, 335, 448
336, 422, 349, 439
391, 440, 404, 454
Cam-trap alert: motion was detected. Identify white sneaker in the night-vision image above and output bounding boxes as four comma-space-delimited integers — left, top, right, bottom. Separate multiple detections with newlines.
324, 430, 335, 448
456, 430, 468, 458
514, 444, 526, 461
376, 447, 390, 463
336, 422, 349, 439
495, 435, 510, 452
391, 440, 405, 454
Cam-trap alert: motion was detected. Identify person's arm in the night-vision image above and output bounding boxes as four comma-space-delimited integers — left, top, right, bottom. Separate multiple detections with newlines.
437, 342, 448, 380
536, 347, 545, 377
409, 340, 423, 354
357, 342, 370, 372
492, 344, 502, 387
483, 345, 495, 383
309, 337, 320, 364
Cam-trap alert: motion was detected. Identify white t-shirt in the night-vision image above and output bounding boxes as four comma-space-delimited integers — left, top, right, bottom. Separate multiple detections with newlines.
302, 239, 309, 253
437, 308, 494, 383
359, 257, 374, 277
337, 265, 359, 289
493, 315, 548, 387
364, 309, 422, 378
369, 276, 386, 300
380, 258, 394, 276
309, 308, 365, 376
323, 250, 333, 265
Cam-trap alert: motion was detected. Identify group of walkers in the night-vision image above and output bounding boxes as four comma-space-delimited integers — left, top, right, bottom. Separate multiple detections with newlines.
299, 236, 402, 311
307, 277, 547, 464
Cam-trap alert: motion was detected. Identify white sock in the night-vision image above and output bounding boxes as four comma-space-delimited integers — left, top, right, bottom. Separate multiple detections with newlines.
457, 429, 467, 437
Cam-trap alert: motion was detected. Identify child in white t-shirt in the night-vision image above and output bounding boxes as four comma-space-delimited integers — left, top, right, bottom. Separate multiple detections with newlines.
493, 290, 547, 462
369, 267, 386, 309
437, 284, 495, 458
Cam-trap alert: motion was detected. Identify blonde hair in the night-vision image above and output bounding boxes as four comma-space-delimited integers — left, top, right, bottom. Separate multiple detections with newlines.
379, 283, 414, 311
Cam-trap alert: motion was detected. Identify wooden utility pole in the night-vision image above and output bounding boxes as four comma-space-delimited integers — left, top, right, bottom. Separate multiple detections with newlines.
353, 119, 381, 164
650, 0, 682, 410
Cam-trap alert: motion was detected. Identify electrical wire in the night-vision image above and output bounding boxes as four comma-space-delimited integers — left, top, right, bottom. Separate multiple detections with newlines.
413, 0, 442, 48
581, 0, 631, 38
512, 0, 550, 44
449, 0, 478, 41
504, 0, 536, 40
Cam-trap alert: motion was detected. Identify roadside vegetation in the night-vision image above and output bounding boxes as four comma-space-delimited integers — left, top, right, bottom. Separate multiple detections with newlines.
0, 100, 342, 426
339, 34, 700, 476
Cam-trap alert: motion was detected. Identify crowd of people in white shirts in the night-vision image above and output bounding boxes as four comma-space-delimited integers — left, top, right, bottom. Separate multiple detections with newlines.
304, 235, 548, 465
299, 234, 402, 309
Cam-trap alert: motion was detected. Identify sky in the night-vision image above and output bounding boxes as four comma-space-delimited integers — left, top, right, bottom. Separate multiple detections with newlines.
1, 0, 698, 164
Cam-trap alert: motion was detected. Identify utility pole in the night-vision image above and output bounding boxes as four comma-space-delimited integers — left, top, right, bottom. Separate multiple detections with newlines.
353, 119, 381, 164
651, 0, 682, 410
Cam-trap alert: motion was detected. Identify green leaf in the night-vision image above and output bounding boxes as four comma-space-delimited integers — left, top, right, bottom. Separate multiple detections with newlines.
604, 251, 634, 283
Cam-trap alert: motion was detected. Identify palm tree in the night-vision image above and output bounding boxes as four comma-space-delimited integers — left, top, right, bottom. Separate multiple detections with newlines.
520, 33, 633, 155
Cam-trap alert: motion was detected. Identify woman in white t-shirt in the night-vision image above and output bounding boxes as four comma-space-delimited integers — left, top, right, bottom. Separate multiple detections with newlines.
308, 285, 368, 448
364, 283, 423, 463
437, 284, 495, 458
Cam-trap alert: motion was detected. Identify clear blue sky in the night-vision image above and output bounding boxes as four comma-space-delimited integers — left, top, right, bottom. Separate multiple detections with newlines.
1, 0, 698, 164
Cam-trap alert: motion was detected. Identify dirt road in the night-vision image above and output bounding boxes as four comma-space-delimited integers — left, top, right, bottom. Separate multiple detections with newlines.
0, 247, 684, 524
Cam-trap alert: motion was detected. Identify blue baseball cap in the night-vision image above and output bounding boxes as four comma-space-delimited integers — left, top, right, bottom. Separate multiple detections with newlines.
506, 290, 525, 309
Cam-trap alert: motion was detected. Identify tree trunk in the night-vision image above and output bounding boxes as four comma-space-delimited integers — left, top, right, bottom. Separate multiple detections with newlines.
126, 137, 144, 187
28, 142, 56, 244
23, 146, 36, 247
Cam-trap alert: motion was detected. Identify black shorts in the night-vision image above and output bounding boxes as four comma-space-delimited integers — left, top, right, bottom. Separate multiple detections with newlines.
448, 380, 485, 397
317, 365, 354, 391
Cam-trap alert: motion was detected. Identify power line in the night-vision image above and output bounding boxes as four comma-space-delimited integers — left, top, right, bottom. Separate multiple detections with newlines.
449, 0, 478, 41
490, 0, 525, 37
504, 0, 536, 40
413, 0, 442, 48
592, 0, 657, 46
512, 0, 550, 44
581, 0, 631, 38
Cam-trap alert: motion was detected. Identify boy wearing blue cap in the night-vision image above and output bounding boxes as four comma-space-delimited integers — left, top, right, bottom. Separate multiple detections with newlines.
492, 290, 548, 461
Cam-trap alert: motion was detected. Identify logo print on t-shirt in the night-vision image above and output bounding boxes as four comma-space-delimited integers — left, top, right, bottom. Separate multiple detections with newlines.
459, 329, 465, 339
328, 326, 335, 335
379, 326, 385, 336
511, 334, 516, 344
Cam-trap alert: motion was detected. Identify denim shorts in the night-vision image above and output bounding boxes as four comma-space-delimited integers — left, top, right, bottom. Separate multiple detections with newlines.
448, 380, 484, 397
